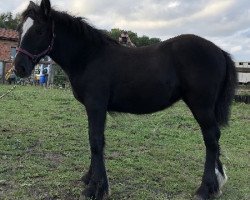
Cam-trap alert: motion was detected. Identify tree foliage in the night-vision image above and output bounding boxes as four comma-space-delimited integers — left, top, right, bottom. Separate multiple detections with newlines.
0, 12, 21, 30
107, 28, 161, 47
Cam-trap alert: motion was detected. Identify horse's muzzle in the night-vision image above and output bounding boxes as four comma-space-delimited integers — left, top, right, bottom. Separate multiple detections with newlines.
14, 54, 34, 78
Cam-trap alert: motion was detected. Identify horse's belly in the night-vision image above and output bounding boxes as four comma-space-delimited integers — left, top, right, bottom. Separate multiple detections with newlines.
108, 100, 170, 114
108, 82, 179, 114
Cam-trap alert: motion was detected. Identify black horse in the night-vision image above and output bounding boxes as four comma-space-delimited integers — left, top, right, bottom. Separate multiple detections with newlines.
14, 0, 237, 199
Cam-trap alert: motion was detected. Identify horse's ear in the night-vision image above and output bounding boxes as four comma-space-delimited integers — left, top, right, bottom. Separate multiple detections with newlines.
40, 0, 51, 18
28, 1, 36, 8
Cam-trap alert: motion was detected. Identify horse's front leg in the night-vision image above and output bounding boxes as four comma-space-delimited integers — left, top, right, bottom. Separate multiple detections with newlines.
82, 104, 109, 200
82, 162, 92, 185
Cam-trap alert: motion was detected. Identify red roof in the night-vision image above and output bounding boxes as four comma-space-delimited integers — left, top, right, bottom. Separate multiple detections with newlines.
0, 28, 18, 41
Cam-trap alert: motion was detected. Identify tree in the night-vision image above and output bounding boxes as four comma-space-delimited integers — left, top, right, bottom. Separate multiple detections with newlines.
137, 35, 150, 46
109, 28, 122, 40
0, 12, 21, 30
149, 38, 161, 45
127, 31, 138, 44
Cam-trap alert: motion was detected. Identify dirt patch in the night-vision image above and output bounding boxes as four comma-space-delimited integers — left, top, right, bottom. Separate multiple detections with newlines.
106, 151, 124, 160
26, 140, 42, 153
45, 152, 64, 168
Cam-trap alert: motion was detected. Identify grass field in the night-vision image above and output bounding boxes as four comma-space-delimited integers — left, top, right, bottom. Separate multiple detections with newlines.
0, 85, 249, 200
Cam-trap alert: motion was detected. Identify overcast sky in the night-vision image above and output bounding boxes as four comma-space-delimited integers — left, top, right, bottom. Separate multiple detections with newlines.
0, 0, 249, 61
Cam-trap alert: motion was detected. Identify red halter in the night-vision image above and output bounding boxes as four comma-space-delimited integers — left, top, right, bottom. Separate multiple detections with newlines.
16, 21, 55, 63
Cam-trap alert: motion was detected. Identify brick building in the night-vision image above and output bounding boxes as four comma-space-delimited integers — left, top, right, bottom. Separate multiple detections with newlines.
0, 28, 18, 61
0, 28, 18, 80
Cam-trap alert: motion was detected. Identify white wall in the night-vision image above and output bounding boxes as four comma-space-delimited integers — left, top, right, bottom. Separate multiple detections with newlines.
235, 62, 250, 83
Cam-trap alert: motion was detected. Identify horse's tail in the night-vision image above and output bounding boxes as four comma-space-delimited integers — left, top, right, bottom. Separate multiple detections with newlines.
215, 50, 238, 126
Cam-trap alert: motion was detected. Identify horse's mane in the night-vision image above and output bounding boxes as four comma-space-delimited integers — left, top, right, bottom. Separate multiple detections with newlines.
21, 3, 119, 46
51, 10, 119, 46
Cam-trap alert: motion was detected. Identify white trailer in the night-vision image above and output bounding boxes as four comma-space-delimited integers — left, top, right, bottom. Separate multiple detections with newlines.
235, 62, 250, 84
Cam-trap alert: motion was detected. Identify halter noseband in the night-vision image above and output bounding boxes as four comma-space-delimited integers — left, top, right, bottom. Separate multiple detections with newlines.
16, 21, 55, 63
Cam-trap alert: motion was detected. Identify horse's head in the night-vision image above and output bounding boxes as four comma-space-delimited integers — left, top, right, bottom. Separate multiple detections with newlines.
14, 0, 54, 78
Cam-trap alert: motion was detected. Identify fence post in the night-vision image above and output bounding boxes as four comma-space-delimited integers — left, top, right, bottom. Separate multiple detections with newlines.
2, 61, 6, 84
47, 63, 55, 87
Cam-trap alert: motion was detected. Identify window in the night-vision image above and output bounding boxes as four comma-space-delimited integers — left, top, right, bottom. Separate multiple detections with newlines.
239, 62, 243, 65
10, 47, 16, 60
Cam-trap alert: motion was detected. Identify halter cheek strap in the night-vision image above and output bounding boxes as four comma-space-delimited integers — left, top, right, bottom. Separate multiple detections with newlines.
16, 21, 55, 63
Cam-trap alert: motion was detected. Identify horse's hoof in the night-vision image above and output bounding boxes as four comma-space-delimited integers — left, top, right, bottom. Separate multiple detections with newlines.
213, 190, 222, 198
82, 182, 110, 200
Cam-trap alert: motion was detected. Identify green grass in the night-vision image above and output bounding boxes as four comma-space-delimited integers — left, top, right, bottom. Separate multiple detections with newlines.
0, 85, 249, 200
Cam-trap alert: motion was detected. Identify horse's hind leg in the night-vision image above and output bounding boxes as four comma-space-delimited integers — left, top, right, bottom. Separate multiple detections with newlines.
185, 100, 227, 199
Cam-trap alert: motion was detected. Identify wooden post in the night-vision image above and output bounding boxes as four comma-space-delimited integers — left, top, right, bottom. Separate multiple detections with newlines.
49, 64, 55, 86
2, 61, 6, 84
0, 61, 2, 84
51, 64, 55, 86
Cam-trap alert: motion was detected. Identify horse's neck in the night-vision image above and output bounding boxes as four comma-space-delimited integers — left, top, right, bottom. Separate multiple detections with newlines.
49, 24, 95, 76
